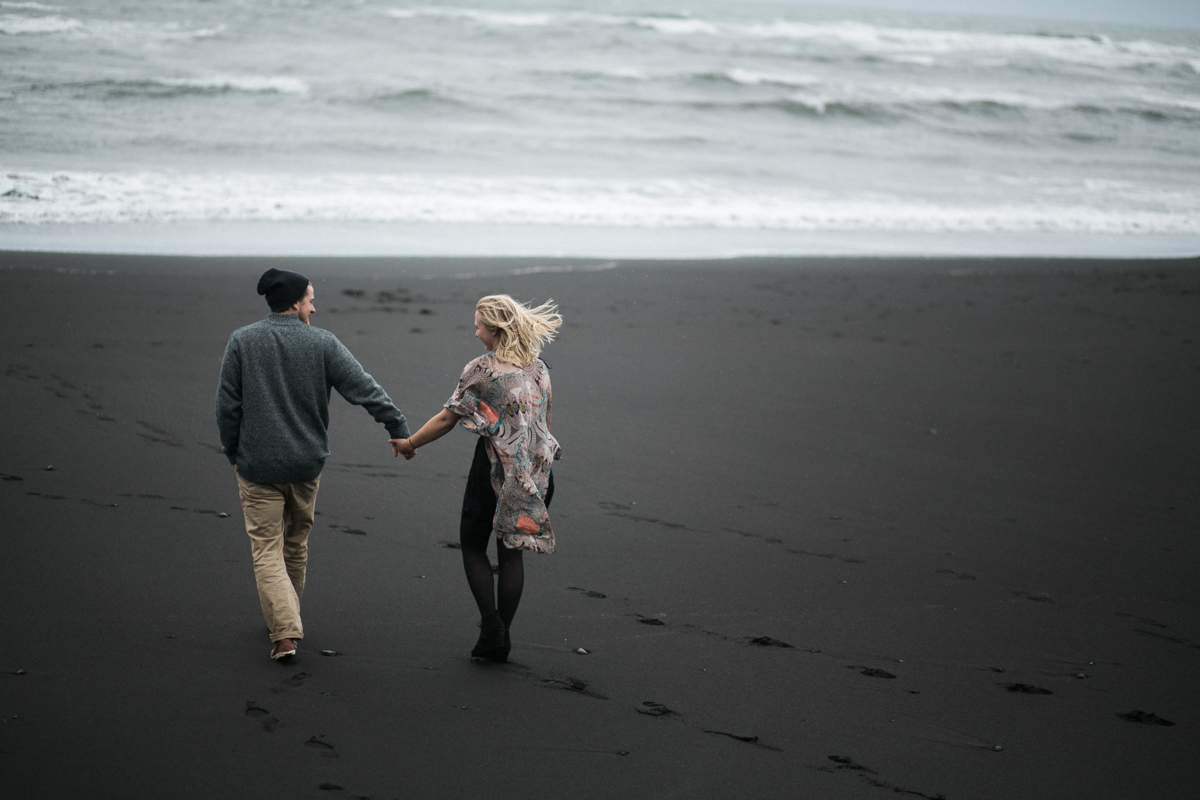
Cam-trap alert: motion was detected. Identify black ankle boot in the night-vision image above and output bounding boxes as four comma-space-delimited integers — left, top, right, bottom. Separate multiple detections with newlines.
471, 611, 507, 661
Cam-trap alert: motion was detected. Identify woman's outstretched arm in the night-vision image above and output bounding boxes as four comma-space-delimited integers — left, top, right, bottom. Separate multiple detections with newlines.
390, 408, 459, 457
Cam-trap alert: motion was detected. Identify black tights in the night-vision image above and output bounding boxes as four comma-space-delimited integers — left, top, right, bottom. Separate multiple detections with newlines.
459, 458, 553, 631
459, 513, 524, 629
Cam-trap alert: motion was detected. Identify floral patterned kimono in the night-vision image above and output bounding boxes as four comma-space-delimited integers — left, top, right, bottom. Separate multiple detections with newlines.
445, 352, 560, 553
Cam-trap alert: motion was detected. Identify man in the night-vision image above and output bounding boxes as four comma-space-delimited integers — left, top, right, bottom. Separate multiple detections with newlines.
215, 268, 412, 661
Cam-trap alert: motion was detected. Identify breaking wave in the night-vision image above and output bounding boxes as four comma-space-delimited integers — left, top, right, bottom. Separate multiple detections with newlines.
3, 170, 1197, 235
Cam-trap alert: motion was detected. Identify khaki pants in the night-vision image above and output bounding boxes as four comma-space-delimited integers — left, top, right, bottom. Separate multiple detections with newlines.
236, 472, 321, 643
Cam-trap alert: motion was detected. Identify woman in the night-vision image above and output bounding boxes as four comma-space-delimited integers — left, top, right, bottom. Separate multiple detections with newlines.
391, 295, 561, 662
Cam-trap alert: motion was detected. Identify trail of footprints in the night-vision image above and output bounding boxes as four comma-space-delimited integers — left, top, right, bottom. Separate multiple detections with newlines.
816, 756, 948, 800
6, 363, 213, 458
243, 673, 377, 797
4, 468, 1179, 794
240, 641, 1148, 800
548, 529, 1181, 796
1116, 611, 1200, 650
1, 470, 369, 530
1, 473, 236, 517
599, 500, 869, 565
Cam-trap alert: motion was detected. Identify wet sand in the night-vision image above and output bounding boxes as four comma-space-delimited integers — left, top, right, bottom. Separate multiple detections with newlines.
1, 251, 1197, 799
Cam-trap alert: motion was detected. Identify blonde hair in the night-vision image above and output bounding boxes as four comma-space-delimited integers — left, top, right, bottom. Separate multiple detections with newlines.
476, 295, 562, 367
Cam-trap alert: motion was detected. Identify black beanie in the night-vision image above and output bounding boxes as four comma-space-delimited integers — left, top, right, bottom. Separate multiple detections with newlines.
257, 268, 310, 312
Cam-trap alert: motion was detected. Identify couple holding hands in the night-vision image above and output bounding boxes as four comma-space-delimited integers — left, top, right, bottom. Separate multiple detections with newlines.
216, 269, 561, 663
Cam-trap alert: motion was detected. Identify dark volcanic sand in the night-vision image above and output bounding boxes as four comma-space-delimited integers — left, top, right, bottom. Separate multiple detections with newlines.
1, 252, 1197, 799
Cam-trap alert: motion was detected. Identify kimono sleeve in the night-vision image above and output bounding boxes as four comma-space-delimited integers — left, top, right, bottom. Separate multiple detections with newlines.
444, 358, 501, 436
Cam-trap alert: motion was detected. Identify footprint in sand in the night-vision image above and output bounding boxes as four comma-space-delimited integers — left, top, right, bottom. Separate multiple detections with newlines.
541, 676, 608, 700
827, 755, 878, 774
723, 527, 783, 545
636, 701, 676, 718
136, 420, 184, 448
244, 701, 278, 732
746, 636, 793, 648
1117, 710, 1175, 726
704, 730, 783, 752
78, 407, 115, 422
936, 569, 976, 580
705, 730, 759, 743
271, 671, 310, 694
600, 501, 689, 530
1134, 628, 1195, 647
1002, 683, 1053, 695
305, 735, 340, 758
567, 586, 607, 599
849, 665, 897, 679
825, 756, 947, 799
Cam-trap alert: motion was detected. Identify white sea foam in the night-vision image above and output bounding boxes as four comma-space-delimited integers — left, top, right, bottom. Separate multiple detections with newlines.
753, 80, 1197, 117
552, 65, 648, 80
386, 7, 555, 27
2, 171, 1196, 236
0, 2, 60, 9
768, 84, 1070, 115
158, 23, 225, 41
0, 13, 224, 42
154, 76, 308, 94
737, 19, 1198, 71
383, 8, 1199, 73
598, 66, 647, 80
381, 7, 1199, 72
887, 54, 936, 66
781, 93, 831, 114
510, 261, 618, 275
885, 84, 1066, 110
630, 16, 718, 35
723, 68, 818, 87
0, 13, 78, 34
385, 7, 719, 36
1135, 93, 1200, 112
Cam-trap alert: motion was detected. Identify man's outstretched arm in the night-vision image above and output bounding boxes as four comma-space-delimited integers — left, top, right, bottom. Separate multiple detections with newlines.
214, 337, 243, 465
326, 337, 412, 439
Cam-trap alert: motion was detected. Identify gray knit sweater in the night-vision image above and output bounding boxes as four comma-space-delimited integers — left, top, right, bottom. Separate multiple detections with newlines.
215, 313, 410, 484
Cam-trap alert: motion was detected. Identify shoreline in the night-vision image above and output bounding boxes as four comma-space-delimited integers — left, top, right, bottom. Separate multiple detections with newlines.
4, 249, 1199, 279
2, 221, 1198, 261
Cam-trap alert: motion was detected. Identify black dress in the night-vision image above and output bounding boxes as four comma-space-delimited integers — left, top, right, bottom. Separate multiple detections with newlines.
461, 437, 554, 523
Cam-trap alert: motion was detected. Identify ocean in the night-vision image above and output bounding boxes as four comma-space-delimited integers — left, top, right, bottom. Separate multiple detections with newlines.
2, 0, 1198, 257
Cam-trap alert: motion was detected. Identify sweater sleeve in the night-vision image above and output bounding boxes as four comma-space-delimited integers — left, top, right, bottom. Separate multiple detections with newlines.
325, 335, 411, 438
215, 335, 243, 465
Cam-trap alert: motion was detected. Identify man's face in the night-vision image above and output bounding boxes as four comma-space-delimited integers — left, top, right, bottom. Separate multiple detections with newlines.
294, 284, 315, 325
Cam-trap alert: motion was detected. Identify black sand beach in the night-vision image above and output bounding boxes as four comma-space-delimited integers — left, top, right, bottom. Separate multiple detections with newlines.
1, 251, 1197, 799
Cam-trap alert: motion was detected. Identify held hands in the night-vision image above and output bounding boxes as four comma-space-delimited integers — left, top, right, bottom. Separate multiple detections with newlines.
390, 409, 456, 460
390, 438, 417, 460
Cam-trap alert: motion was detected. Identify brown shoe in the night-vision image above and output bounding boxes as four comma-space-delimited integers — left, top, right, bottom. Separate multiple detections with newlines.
271, 639, 297, 660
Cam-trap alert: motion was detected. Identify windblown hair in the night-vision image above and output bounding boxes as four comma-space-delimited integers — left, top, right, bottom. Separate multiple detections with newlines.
476, 294, 562, 367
